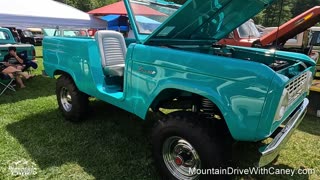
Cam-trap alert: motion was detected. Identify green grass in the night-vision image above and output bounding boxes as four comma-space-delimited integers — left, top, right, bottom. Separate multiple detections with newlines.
0, 46, 319, 179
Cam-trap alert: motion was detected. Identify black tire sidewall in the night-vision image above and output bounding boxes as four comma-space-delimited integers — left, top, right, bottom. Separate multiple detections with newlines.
56, 75, 88, 121
152, 112, 226, 180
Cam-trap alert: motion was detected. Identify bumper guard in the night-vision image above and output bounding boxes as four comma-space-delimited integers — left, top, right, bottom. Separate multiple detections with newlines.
258, 98, 309, 167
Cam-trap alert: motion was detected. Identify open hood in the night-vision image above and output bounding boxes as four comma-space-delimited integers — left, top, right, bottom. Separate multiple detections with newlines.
260, 6, 320, 46
139, 0, 275, 45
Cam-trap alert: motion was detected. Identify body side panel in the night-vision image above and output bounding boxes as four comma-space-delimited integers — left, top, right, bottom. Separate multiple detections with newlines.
128, 44, 276, 141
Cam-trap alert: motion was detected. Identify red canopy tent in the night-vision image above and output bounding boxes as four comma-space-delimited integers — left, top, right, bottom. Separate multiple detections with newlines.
88, 1, 165, 16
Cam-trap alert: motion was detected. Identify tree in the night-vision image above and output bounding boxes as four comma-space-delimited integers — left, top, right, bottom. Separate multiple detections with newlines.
55, 0, 119, 12
58, 0, 320, 27
291, 0, 320, 17
253, 0, 295, 27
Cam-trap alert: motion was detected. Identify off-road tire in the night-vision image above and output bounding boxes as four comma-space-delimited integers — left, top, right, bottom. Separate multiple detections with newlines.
56, 74, 88, 122
152, 111, 229, 180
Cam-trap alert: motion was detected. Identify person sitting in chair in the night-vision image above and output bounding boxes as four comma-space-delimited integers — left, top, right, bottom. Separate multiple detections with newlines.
0, 61, 32, 88
3, 46, 38, 72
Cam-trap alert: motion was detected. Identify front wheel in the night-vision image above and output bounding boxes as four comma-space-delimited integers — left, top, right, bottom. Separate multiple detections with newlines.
56, 74, 88, 122
152, 112, 228, 180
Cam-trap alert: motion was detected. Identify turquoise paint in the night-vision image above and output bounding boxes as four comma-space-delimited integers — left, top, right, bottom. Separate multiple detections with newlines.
125, 0, 275, 45
43, 0, 316, 142
126, 0, 275, 45
43, 36, 315, 141
0, 28, 16, 44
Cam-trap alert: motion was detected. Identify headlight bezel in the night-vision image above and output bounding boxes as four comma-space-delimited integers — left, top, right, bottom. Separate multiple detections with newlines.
274, 88, 289, 121
305, 71, 313, 91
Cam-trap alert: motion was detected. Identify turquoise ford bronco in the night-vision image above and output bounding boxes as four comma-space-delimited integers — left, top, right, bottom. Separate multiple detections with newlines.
43, 0, 315, 179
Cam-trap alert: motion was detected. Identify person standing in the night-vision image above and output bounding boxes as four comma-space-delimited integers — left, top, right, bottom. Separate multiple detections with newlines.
11, 28, 21, 43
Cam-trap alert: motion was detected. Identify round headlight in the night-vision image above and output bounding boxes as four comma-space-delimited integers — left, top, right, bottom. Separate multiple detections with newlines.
305, 71, 313, 91
281, 89, 289, 106
279, 106, 286, 119
275, 89, 289, 121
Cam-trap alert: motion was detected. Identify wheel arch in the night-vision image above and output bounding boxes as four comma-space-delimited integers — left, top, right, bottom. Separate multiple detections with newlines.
149, 88, 192, 111
54, 69, 69, 76
148, 87, 226, 116
53, 69, 79, 88
147, 87, 234, 139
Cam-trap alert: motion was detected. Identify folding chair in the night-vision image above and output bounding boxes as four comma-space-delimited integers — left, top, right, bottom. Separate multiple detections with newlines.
0, 73, 15, 96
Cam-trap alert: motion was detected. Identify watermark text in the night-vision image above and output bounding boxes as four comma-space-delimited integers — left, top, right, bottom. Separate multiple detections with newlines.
189, 167, 316, 176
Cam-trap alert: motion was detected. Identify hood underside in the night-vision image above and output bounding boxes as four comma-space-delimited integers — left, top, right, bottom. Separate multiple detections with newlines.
143, 0, 275, 45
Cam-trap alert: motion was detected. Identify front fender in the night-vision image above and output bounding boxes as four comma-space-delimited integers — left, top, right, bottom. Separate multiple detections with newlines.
132, 73, 268, 141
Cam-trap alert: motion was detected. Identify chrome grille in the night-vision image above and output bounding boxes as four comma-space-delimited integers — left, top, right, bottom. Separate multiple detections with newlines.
286, 72, 308, 104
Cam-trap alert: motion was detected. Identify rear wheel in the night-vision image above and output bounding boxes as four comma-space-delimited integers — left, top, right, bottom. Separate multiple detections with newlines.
56, 74, 88, 122
152, 112, 228, 180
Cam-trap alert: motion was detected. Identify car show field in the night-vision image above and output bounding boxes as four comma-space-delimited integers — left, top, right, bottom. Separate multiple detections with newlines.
0, 0, 320, 179
0, 46, 319, 180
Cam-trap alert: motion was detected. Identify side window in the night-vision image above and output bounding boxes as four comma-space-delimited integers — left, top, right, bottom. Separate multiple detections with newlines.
0, 31, 10, 40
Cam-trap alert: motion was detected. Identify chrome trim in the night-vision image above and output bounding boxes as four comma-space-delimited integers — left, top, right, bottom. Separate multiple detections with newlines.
258, 98, 309, 167
286, 72, 308, 105
60, 87, 72, 112
162, 136, 201, 180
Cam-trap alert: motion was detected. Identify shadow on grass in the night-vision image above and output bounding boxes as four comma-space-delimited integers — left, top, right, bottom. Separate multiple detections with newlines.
0, 75, 56, 105
297, 114, 320, 136
6, 100, 159, 180
232, 142, 310, 180
5, 100, 312, 179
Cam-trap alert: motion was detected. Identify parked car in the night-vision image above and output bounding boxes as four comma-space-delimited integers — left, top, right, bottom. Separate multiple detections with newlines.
17, 29, 42, 46
218, 6, 320, 63
262, 27, 319, 61
219, 19, 261, 47
0, 27, 35, 61
53, 29, 89, 37
43, 0, 315, 179
27, 28, 43, 45
27, 28, 43, 37
219, 6, 320, 47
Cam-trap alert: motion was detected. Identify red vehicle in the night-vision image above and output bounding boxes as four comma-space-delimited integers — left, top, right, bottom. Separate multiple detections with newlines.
219, 6, 320, 48
218, 19, 261, 47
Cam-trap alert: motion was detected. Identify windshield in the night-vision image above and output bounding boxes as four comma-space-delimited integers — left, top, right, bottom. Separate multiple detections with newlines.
237, 20, 261, 38
128, 0, 181, 34
23, 30, 34, 37
54, 30, 88, 37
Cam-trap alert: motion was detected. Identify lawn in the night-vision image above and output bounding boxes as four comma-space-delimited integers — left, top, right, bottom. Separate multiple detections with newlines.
0, 46, 319, 180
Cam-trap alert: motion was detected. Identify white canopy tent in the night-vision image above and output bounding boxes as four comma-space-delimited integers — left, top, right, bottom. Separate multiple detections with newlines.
0, 0, 107, 29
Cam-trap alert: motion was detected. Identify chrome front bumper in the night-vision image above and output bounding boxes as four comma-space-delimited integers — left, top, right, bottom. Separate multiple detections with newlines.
258, 98, 309, 167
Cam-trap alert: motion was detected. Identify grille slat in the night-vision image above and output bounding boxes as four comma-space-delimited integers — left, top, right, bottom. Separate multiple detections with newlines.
285, 72, 308, 104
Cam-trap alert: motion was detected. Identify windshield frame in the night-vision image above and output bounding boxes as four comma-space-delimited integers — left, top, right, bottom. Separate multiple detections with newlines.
124, 0, 180, 43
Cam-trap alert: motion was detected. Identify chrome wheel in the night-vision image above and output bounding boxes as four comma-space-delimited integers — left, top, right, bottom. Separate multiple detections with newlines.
162, 136, 201, 180
60, 87, 72, 112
